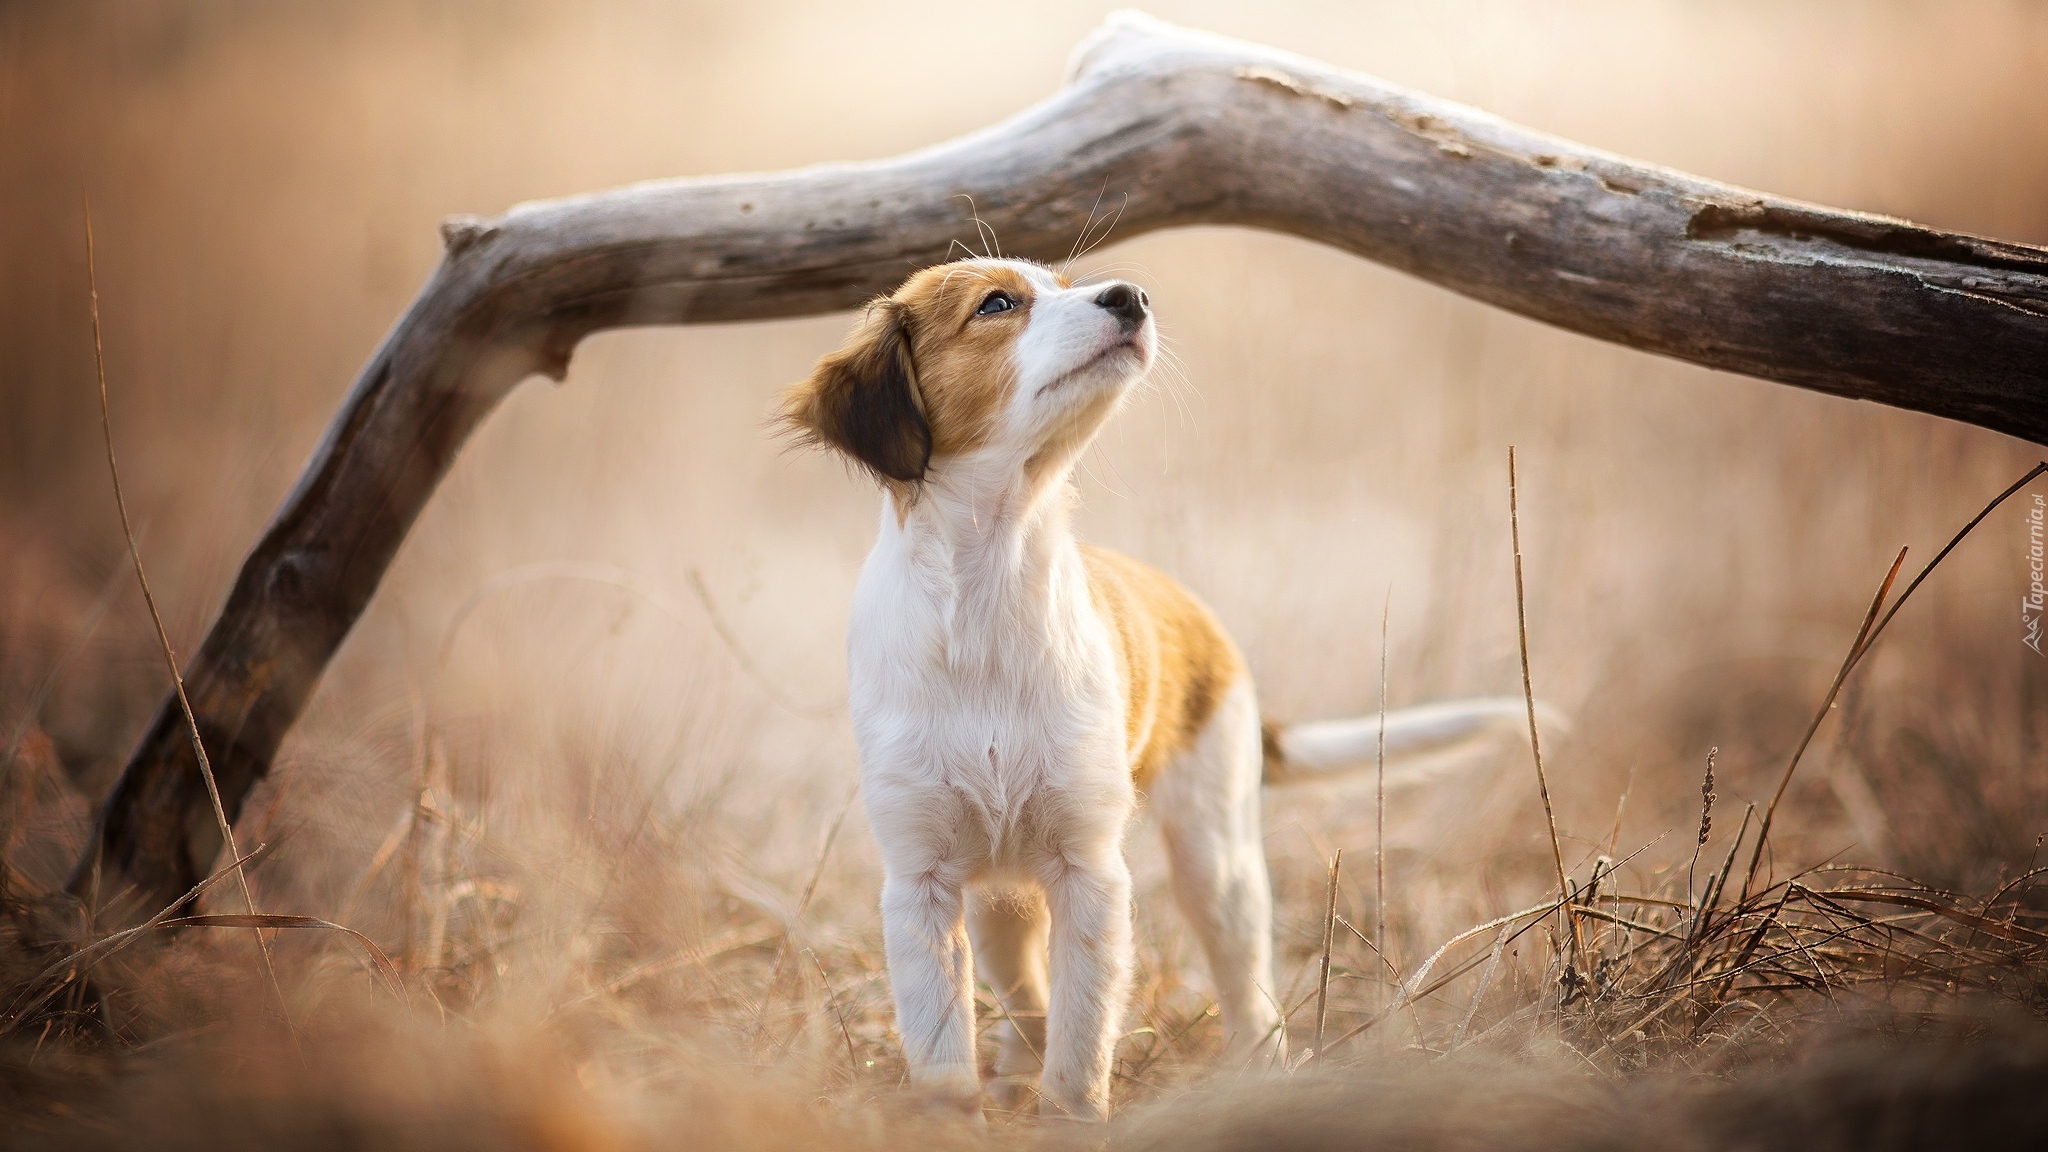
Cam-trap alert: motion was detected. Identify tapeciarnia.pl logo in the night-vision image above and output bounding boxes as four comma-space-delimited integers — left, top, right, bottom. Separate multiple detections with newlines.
2026, 493, 2046, 655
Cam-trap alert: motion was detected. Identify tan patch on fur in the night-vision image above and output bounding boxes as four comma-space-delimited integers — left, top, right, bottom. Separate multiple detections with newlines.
782, 260, 1084, 493
1080, 545, 1245, 789
885, 262, 1042, 456
778, 299, 929, 496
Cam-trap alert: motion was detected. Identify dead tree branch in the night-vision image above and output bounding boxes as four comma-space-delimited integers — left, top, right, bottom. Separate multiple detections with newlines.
73, 13, 2048, 918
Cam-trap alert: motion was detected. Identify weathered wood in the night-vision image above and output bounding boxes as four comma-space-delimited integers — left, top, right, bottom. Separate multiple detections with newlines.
72, 13, 2048, 918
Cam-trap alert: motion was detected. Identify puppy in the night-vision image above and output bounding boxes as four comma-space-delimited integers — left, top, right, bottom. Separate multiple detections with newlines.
782, 257, 1539, 1119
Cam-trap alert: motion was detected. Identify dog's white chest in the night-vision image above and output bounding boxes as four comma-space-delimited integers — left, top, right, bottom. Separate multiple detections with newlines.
845, 510, 1129, 863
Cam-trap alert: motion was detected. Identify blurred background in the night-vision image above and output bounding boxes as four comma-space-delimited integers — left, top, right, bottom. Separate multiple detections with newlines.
4, 0, 2048, 1129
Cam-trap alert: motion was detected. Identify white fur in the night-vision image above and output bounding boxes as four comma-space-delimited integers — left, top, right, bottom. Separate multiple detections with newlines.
840, 260, 1555, 1119
850, 262, 1146, 1118
1271, 697, 1570, 783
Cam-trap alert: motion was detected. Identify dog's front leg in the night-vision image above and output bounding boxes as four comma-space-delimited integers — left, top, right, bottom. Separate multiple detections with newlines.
880, 869, 980, 1108
1038, 847, 1133, 1121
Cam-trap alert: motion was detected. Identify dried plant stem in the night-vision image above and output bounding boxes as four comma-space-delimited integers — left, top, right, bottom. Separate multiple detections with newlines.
1451, 921, 1515, 1050
1248, 983, 1318, 1071
793, 783, 859, 926
1508, 447, 1576, 959
1333, 915, 1409, 988
1312, 849, 1341, 1058
1327, 896, 1565, 1051
1742, 459, 2048, 901
754, 781, 859, 1038
2, 842, 269, 1031
1331, 827, 1664, 1053
1687, 748, 1718, 900
1858, 462, 2048, 660
1375, 588, 1390, 974
1663, 805, 1753, 995
985, 988, 1045, 1071
804, 948, 861, 1079
84, 195, 298, 1048
1124, 998, 1215, 1084
1711, 885, 1796, 1009
1741, 547, 1904, 901
1331, 910, 1431, 1048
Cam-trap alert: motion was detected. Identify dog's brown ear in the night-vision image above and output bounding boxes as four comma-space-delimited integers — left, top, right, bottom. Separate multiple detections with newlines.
780, 299, 930, 484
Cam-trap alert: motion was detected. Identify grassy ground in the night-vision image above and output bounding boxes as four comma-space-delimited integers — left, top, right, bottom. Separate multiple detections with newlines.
4, 2, 2048, 1147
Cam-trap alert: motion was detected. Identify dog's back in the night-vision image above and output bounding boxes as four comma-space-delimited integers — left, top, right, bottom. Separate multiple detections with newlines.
1079, 544, 1245, 789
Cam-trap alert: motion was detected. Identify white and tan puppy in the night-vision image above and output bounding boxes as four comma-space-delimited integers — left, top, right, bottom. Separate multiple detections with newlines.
783, 258, 1537, 1119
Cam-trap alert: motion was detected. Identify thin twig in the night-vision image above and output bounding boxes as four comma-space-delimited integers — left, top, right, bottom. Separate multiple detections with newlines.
1325, 896, 1565, 1053
1450, 920, 1514, 1051
805, 948, 862, 1079
1742, 461, 2047, 901
1709, 885, 1796, 1011
1375, 587, 1390, 974
1817, 889, 2048, 947
1312, 849, 1341, 1058
2, 842, 269, 1031
1742, 547, 1904, 901
983, 989, 1045, 1070
1245, 984, 1322, 1072
84, 194, 299, 1050
1508, 446, 1575, 962
1571, 905, 1684, 942
156, 915, 404, 995
1662, 805, 1752, 997
1124, 998, 1215, 1083
1685, 809, 1750, 968
1330, 837, 1666, 1054
1333, 914, 1409, 988
1605, 766, 1636, 860
1858, 462, 2048, 663
754, 781, 860, 1036
1330, 911, 1429, 1048
1688, 748, 1717, 901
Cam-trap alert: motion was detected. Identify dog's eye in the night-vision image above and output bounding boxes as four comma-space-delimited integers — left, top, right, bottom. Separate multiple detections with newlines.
975, 291, 1018, 316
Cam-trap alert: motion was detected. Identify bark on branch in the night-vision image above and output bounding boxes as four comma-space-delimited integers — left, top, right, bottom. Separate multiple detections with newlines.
73, 12, 2048, 918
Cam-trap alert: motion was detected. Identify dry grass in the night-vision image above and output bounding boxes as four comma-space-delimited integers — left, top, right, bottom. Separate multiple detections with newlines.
6, 1, 2048, 1148
4, 414, 2045, 1152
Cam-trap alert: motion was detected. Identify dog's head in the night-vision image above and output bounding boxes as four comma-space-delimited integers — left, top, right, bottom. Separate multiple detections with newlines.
780, 258, 1155, 494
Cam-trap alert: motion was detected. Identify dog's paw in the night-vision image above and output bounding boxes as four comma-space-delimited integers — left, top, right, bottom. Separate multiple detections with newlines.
901, 1069, 985, 1124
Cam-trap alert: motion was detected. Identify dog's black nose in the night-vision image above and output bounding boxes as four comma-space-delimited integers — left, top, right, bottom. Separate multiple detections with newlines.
1094, 282, 1149, 330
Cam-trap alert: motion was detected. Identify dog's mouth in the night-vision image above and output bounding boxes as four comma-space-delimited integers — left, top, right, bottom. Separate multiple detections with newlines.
1035, 337, 1150, 398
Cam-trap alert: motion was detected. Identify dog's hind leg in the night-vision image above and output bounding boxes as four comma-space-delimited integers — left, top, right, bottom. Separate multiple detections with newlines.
1151, 677, 1282, 1065
968, 886, 1050, 1111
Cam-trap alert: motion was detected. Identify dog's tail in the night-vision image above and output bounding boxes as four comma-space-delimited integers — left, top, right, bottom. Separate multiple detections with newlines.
1261, 696, 1567, 787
